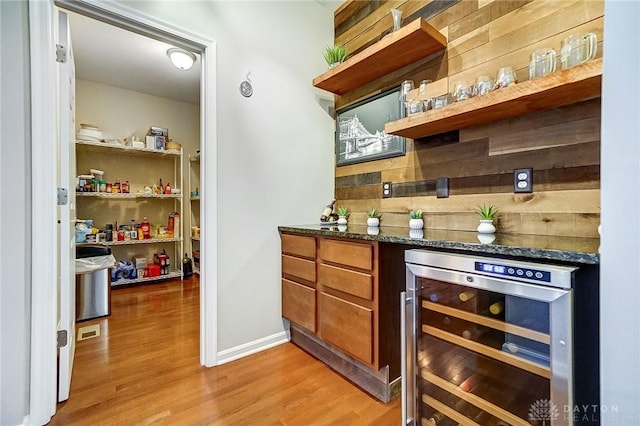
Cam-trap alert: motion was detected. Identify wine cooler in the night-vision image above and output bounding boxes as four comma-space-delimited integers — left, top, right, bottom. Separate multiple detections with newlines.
402, 250, 599, 426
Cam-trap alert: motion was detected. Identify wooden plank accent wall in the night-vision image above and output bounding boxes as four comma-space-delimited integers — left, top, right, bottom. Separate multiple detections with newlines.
331, 0, 603, 237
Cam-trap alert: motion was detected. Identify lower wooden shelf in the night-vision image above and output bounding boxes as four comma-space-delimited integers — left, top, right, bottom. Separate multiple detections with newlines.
111, 270, 182, 287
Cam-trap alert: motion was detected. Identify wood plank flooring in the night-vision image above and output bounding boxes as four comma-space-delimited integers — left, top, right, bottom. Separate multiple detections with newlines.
50, 277, 400, 425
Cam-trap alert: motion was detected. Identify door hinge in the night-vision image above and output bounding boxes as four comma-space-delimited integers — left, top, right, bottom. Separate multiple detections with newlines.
57, 330, 68, 348
56, 44, 67, 63
57, 187, 68, 205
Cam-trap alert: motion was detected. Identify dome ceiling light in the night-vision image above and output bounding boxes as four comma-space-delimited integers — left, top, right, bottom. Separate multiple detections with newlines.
167, 48, 196, 70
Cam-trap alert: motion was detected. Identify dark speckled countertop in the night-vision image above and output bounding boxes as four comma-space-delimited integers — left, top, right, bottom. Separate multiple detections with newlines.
278, 224, 600, 265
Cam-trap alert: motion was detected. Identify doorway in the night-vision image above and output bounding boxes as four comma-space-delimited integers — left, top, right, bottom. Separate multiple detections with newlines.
29, 1, 218, 422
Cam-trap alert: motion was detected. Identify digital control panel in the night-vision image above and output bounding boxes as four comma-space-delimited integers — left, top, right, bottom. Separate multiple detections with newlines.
474, 261, 551, 283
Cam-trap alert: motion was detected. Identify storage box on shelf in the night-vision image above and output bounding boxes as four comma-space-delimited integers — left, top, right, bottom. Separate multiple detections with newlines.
384, 58, 603, 139
312, 18, 446, 95
76, 139, 183, 286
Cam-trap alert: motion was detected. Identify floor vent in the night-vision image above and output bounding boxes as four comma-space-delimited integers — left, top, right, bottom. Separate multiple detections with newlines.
77, 324, 101, 341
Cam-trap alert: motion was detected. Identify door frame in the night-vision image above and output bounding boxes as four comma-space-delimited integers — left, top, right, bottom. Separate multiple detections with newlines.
29, 0, 218, 423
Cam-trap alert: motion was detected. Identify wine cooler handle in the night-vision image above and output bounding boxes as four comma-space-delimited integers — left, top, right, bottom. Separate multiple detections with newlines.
401, 291, 416, 426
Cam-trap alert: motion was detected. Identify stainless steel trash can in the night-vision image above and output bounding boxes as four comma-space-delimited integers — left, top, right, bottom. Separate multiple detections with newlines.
75, 245, 115, 321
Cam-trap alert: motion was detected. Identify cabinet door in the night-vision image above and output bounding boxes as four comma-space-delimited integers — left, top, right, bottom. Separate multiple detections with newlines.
319, 292, 373, 364
282, 278, 316, 332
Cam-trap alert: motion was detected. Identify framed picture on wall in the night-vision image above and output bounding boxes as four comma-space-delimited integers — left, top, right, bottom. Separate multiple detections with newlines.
335, 86, 406, 166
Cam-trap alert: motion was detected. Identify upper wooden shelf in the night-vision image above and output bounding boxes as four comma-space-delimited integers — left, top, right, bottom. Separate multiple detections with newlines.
385, 58, 603, 139
312, 18, 446, 95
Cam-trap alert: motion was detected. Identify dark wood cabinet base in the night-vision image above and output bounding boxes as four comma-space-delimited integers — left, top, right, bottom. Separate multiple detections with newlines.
290, 323, 401, 403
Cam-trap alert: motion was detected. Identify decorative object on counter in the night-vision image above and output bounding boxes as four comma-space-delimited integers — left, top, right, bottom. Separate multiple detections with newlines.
495, 66, 516, 89
367, 226, 380, 236
320, 198, 336, 222
239, 71, 253, 97
337, 224, 348, 232
337, 207, 349, 225
476, 204, 498, 234
409, 210, 424, 230
560, 32, 597, 70
366, 207, 382, 227
529, 48, 557, 79
409, 229, 424, 239
336, 86, 406, 166
390, 8, 402, 32
477, 233, 496, 244
322, 44, 348, 69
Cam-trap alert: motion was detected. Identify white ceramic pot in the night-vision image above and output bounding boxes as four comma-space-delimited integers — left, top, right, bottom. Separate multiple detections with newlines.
477, 219, 496, 234
409, 229, 424, 239
409, 218, 424, 229
477, 233, 496, 244
367, 217, 380, 227
337, 216, 348, 225
337, 224, 347, 232
367, 226, 380, 236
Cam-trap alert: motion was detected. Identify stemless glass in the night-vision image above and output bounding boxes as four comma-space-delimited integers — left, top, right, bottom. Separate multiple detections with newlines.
495, 67, 516, 89
400, 79, 415, 114
475, 75, 495, 96
453, 80, 473, 101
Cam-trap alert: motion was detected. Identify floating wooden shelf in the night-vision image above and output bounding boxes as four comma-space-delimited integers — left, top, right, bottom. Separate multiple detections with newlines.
385, 58, 603, 139
312, 18, 446, 95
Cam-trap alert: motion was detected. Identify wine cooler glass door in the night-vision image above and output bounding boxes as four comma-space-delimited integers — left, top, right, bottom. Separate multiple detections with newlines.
405, 259, 573, 426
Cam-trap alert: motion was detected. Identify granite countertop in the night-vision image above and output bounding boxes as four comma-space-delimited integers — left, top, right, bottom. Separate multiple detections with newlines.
278, 224, 600, 265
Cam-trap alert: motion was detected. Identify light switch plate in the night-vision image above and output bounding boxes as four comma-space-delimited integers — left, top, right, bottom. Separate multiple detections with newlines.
514, 168, 533, 193
382, 182, 392, 198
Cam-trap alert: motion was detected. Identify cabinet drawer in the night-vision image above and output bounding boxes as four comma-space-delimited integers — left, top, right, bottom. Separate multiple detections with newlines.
318, 263, 373, 301
319, 239, 373, 270
282, 279, 316, 332
319, 292, 373, 364
282, 254, 316, 283
281, 234, 316, 258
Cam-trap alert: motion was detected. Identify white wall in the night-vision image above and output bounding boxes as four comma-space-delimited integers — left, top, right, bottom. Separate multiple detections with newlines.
118, 1, 335, 352
600, 0, 640, 424
0, 1, 32, 424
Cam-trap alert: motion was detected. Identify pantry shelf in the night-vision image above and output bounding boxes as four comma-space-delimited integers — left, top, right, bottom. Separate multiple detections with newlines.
111, 270, 182, 287
385, 58, 602, 139
100, 237, 182, 246
312, 18, 446, 95
76, 140, 181, 157
76, 192, 182, 199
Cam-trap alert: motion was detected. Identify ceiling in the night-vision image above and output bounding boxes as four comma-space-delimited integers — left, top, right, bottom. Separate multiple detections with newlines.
68, 12, 201, 104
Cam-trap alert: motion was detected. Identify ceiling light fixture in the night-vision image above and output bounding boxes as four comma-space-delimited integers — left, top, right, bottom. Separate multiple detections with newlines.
167, 48, 196, 70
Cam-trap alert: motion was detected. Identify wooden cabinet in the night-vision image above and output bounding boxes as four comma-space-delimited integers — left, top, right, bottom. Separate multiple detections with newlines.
281, 234, 317, 332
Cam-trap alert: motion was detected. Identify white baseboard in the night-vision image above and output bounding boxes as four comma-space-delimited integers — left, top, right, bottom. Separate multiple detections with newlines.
216, 330, 291, 365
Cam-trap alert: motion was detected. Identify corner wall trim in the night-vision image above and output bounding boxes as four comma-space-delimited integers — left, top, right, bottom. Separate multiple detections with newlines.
216, 331, 290, 365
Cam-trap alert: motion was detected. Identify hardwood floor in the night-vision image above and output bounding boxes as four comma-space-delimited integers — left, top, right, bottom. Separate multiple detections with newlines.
50, 276, 400, 425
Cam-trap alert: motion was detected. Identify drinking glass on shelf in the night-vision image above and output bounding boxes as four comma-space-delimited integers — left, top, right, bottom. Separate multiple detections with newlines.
453, 80, 474, 102
560, 32, 597, 69
495, 67, 516, 89
475, 75, 495, 96
432, 93, 451, 109
390, 8, 403, 32
418, 79, 432, 111
407, 98, 423, 115
529, 48, 557, 79
400, 79, 415, 115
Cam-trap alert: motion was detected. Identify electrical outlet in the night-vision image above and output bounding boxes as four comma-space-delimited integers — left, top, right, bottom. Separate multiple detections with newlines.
382, 182, 392, 198
514, 168, 533, 193
436, 177, 449, 198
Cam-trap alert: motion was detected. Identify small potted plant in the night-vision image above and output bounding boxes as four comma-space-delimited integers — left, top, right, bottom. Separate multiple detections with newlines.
409, 210, 423, 230
337, 206, 349, 225
366, 207, 382, 227
476, 204, 498, 234
323, 44, 348, 69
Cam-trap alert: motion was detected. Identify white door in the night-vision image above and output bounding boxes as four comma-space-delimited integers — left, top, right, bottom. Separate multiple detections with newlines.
57, 9, 77, 402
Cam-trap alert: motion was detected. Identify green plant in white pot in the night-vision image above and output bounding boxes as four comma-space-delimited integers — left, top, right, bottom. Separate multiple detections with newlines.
409, 210, 423, 230
366, 207, 382, 227
337, 206, 349, 225
323, 44, 348, 69
476, 204, 498, 234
